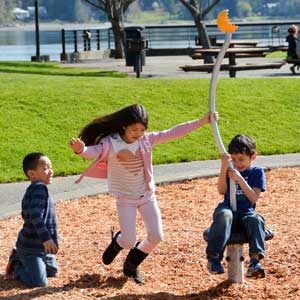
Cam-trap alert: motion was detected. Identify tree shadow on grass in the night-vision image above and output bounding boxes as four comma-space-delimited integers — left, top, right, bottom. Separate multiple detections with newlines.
0, 68, 127, 78
0, 62, 127, 78
0, 273, 127, 300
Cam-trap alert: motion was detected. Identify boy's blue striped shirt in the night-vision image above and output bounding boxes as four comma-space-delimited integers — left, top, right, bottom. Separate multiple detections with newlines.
16, 181, 59, 254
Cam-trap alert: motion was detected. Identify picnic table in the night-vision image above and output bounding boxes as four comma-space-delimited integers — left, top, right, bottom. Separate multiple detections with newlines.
181, 47, 285, 77
191, 47, 270, 65
215, 40, 258, 48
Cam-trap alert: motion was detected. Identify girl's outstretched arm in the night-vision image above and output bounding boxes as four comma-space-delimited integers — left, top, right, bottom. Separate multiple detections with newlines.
148, 111, 218, 145
69, 137, 104, 159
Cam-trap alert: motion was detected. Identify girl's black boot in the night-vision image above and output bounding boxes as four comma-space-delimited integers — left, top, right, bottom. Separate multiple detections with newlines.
102, 230, 123, 265
123, 244, 148, 284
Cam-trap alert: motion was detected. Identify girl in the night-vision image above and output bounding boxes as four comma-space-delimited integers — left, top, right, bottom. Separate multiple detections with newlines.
70, 104, 217, 284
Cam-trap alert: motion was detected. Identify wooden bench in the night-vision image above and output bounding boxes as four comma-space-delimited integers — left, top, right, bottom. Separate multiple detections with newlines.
191, 52, 267, 60
215, 40, 258, 48
180, 61, 285, 77
180, 64, 229, 73
228, 61, 286, 77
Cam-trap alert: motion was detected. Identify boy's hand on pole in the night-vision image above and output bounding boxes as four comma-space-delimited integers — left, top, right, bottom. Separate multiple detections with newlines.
228, 168, 241, 182
221, 152, 231, 168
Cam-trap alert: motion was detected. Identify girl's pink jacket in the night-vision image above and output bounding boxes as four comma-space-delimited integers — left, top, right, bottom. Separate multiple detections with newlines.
75, 119, 202, 191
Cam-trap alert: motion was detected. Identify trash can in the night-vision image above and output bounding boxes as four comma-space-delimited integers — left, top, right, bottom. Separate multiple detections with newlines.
124, 26, 147, 66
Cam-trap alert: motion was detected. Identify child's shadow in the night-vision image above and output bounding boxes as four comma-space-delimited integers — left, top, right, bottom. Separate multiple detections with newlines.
103, 280, 233, 300
99, 275, 128, 289
0, 275, 233, 300
0, 273, 127, 300
0, 274, 22, 292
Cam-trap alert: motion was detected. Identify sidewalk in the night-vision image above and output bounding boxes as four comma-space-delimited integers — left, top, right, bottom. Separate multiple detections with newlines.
61, 55, 295, 79
0, 153, 299, 219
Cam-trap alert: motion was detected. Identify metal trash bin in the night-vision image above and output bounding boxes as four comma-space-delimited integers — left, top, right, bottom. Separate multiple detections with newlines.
124, 26, 148, 67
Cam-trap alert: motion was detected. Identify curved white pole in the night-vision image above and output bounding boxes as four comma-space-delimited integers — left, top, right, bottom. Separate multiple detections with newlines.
208, 32, 236, 211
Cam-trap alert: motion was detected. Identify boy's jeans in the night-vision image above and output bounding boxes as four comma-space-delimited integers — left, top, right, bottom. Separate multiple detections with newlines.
206, 203, 265, 260
15, 251, 58, 287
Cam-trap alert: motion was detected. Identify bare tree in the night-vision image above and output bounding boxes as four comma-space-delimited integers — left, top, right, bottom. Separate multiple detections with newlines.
179, 0, 221, 50
82, 0, 135, 58
0, 0, 17, 24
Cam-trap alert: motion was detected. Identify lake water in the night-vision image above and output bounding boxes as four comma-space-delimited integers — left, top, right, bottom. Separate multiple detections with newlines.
0, 29, 85, 61
0, 30, 60, 61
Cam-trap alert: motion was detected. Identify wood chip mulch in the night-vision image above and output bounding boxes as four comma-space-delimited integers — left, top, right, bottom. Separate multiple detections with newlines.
1, 167, 300, 300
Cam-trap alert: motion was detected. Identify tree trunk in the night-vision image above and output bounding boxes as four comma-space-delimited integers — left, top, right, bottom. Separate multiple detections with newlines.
178, 0, 221, 63
194, 16, 214, 63
109, 17, 124, 58
82, 0, 136, 59
195, 18, 211, 48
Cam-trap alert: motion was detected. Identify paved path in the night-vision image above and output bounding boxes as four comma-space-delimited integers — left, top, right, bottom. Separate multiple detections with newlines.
61, 55, 296, 79
0, 153, 299, 219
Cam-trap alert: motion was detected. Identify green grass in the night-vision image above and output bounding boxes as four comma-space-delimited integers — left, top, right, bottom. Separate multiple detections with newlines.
266, 51, 287, 58
0, 62, 299, 183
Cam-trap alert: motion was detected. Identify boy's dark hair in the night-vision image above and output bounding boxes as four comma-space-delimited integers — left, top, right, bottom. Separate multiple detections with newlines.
23, 152, 45, 177
80, 104, 148, 146
228, 134, 256, 156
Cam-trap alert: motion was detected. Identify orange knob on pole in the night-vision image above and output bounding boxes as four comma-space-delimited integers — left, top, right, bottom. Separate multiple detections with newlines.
217, 9, 238, 33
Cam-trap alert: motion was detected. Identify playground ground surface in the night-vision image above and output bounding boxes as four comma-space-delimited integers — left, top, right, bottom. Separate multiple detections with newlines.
0, 166, 299, 300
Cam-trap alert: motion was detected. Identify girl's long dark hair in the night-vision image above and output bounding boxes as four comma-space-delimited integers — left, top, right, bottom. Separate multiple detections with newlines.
80, 104, 148, 145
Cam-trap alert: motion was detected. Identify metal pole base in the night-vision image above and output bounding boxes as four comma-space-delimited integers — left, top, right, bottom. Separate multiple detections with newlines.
226, 244, 244, 283
31, 55, 50, 62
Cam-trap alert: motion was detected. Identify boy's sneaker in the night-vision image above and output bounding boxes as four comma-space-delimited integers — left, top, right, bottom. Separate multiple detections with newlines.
5, 248, 20, 278
246, 258, 266, 278
207, 257, 225, 274
290, 65, 296, 75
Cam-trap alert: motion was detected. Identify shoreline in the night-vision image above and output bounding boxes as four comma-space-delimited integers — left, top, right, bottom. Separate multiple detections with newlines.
0, 21, 111, 32
1, 18, 299, 32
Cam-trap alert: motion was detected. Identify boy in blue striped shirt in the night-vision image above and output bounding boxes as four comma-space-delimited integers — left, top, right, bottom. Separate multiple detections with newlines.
5, 152, 59, 287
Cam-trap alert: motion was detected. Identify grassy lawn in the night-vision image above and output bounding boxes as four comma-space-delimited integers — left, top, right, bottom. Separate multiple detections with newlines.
0, 62, 299, 183
266, 51, 287, 58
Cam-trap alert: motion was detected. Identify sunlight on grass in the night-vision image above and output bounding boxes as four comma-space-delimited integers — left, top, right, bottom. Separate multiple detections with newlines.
0, 66, 299, 182
266, 51, 286, 58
